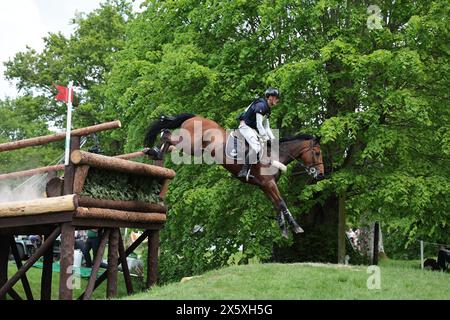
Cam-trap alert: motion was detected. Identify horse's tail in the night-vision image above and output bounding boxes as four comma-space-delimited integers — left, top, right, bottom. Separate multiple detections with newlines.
143, 113, 196, 147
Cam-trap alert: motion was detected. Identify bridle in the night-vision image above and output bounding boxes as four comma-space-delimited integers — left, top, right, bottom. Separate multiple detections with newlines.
281, 138, 323, 178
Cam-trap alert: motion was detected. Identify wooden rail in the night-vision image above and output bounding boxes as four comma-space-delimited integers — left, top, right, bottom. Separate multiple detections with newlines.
0, 164, 65, 181
0, 121, 121, 152
74, 207, 167, 223
0, 150, 148, 181
71, 150, 175, 179
0, 195, 77, 217
78, 197, 166, 213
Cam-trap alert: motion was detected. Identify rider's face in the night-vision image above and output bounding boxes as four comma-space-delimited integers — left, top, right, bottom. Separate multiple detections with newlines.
268, 96, 279, 107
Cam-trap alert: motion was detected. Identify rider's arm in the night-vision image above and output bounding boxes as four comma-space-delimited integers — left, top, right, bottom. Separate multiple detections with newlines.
256, 113, 268, 137
264, 117, 275, 140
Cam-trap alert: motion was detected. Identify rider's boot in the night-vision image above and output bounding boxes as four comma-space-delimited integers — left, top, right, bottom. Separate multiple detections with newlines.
237, 152, 254, 180
237, 163, 250, 178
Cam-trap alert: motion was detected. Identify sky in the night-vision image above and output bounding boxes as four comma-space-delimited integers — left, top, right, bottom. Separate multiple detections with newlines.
0, 0, 118, 99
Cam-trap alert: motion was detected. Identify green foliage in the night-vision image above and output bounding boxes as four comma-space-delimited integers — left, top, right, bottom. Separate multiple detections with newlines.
106, 0, 449, 282
2, 0, 449, 284
0, 97, 61, 174
81, 168, 162, 203
156, 163, 282, 282
3, 0, 132, 155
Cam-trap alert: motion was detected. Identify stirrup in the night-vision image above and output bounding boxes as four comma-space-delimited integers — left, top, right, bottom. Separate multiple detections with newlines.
237, 166, 253, 181
245, 169, 254, 181
237, 168, 248, 178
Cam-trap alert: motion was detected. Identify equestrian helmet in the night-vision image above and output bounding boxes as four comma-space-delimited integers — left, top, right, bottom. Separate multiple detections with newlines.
265, 87, 280, 98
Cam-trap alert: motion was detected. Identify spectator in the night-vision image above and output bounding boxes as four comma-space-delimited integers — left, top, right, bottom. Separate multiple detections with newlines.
74, 230, 87, 254
346, 228, 357, 248
83, 229, 101, 268
437, 245, 450, 272
28, 235, 41, 249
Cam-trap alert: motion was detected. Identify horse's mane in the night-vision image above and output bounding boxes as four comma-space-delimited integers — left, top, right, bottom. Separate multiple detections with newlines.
279, 134, 316, 143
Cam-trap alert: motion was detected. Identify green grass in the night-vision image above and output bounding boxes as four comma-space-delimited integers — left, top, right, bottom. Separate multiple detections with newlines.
6, 259, 449, 300
126, 259, 450, 300
6, 261, 144, 300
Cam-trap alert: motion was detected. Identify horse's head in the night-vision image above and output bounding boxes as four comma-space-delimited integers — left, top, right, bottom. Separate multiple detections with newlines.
278, 135, 325, 180
282, 135, 324, 180
300, 137, 325, 180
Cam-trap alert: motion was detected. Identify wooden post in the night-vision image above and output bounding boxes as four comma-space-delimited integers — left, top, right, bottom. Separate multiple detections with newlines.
107, 228, 119, 298
41, 233, 54, 300
9, 236, 33, 300
82, 229, 110, 300
7, 288, 22, 300
0, 236, 9, 300
118, 231, 133, 295
63, 136, 80, 194
338, 192, 346, 264
372, 222, 380, 265
59, 136, 79, 300
73, 165, 90, 194
147, 230, 160, 288
420, 240, 424, 270
0, 227, 60, 299
46, 177, 64, 197
76, 230, 149, 300
58, 223, 75, 300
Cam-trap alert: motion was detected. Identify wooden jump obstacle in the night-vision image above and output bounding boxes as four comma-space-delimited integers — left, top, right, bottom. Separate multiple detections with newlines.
0, 121, 174, 300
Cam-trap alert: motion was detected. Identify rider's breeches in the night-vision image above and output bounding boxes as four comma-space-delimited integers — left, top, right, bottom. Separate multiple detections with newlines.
238, 123, 260, 164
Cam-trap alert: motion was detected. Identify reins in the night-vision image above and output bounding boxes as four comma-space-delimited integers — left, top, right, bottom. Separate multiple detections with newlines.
279, 139, 323, 174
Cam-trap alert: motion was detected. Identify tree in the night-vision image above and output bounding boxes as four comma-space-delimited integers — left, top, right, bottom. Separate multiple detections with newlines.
105, 0, 448, 282
0, 97, 62, 190
2, 0, 448, 284
3, 0, 132, 155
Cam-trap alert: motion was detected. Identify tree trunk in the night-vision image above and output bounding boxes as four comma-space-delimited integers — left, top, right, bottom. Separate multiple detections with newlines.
272, 193, 339, 263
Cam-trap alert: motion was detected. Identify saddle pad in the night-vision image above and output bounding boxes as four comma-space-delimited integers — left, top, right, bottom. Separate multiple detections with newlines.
225, 130, 245, 161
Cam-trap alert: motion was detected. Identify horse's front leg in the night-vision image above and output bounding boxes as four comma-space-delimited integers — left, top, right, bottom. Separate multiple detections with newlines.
262, 181, 303, 237
279, 199, 304, 234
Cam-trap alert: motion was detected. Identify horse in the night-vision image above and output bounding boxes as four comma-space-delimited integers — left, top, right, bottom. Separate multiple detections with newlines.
143, 113, 325, 238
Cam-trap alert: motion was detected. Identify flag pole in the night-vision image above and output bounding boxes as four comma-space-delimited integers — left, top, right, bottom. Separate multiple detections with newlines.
64, 81, 73, 166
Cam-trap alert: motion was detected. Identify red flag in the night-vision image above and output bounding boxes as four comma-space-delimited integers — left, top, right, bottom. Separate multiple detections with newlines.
54, 84, 74, 103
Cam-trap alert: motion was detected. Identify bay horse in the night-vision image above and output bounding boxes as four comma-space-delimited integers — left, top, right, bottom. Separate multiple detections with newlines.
144, 113, 325, 238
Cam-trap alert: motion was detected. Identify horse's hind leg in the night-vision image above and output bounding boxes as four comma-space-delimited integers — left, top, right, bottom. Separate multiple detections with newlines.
145, 130, 180, 159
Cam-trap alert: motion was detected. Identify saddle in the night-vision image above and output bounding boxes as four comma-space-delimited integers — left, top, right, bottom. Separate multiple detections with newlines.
225, 130, 264, 161
225, 130, 246, 161
225, 130, 287, 172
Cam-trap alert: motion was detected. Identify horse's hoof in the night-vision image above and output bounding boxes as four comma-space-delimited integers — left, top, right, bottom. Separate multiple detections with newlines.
294, 226, 304, 234
281, 228, 289, 239
146, 147, 164, 160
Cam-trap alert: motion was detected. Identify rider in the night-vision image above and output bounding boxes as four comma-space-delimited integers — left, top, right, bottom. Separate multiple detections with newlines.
236, 87, 280, 178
